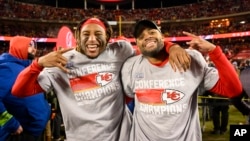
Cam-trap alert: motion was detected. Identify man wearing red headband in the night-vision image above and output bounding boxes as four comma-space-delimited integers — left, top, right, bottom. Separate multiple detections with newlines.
11, 17, 190, 141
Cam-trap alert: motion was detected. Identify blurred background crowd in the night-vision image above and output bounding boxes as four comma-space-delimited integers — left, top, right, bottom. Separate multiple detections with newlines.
1, 0, 250, 69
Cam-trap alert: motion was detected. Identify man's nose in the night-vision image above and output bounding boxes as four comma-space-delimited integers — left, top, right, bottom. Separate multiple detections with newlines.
143, 32, 152, 40
88, 35, 97, 41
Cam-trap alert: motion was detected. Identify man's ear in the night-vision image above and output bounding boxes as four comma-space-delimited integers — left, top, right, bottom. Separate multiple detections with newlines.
76, 38, 80, 46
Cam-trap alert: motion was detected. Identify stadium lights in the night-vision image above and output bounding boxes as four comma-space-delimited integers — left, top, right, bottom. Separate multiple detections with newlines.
240, 21, 246, 24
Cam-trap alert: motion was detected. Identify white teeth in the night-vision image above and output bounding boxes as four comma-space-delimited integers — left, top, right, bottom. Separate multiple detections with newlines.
145, 41, 156, 48
87, 45, 98, 48
87, 45, 98, 51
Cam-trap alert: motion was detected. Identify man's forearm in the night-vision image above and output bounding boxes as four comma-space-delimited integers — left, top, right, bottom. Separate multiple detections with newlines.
209, 46, 242, 98
12, 59, 44, 97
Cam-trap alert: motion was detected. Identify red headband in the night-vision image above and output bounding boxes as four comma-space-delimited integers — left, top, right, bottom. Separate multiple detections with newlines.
81, 18, 106, 30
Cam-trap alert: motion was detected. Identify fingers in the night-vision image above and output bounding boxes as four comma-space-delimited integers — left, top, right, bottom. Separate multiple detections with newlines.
59, 48, 74, 54
38, 49, 70, 73
170, 57, 183, 72
169, 54, 190, 72
168, 44, 191, 72
169, 60, 177, 72
13, 125, 23, 135
53, 55, 69, 73
175, 57, 190, 72
186, 40, 200, 49
179, 53, 191, 71
183, 31, 200, 45
56, 63, 69, 73
183, 31, 197, 38
57, 55, 68, 65
184, 33, 203, 50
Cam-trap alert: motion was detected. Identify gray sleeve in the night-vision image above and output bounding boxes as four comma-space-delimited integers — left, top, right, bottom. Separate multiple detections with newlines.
108, 41, 135, 60
121, 57, 135, 98
188, 49, 219, 90
37, 69, 53, 93
204, 66, 219, 90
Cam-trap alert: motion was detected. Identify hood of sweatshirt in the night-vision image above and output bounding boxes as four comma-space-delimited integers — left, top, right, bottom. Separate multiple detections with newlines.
9, 36, 32, 60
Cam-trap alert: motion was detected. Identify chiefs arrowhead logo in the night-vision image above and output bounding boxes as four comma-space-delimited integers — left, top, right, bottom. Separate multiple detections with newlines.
96, 72, 115, 86
162, 89, 184, 104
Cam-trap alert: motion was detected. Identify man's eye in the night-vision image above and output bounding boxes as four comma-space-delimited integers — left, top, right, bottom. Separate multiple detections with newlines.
95, 33, 103, 36
82, 33, 89, 36
150, 31, 156, 35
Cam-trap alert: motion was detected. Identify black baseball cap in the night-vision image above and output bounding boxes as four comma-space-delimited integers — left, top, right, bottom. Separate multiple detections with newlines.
133, 20, 161, 38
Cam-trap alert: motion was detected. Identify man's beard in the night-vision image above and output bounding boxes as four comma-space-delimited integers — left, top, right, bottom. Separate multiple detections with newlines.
141, 41, 164, 57
27, 53, 35, 60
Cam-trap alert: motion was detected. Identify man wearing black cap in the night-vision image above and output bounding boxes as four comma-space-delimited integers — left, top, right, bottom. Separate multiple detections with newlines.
120, 19, 243, 141
134, 20, 191, 71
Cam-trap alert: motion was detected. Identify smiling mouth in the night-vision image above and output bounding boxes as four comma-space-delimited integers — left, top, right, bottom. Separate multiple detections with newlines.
145, 41, 156, 48
86, 45, 99, 51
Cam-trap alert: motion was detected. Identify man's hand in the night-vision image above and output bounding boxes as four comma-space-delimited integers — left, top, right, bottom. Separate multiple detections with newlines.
12, 125, 23, 135
37, 48, 73, 73
169, 44, 191, 72
183, 31, 216, 53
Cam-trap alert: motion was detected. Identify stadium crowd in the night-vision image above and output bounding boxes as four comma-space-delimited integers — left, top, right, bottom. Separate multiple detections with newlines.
0, 0, 250, 57
0, 0, 250, 38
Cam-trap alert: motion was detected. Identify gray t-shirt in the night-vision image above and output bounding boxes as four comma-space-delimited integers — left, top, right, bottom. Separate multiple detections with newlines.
121, 49, 219, 141
38, 41, 134, 141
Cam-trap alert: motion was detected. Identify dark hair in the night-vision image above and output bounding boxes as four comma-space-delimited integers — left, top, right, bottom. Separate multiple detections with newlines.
75, 17, 113, 51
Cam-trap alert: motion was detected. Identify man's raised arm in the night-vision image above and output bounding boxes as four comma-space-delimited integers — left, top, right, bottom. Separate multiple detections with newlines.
12, 48, 73, 97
